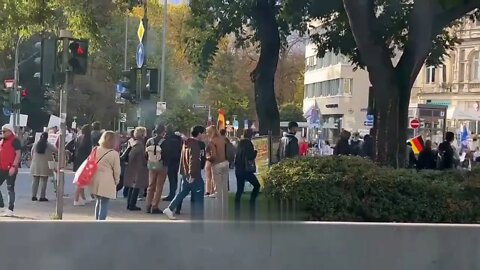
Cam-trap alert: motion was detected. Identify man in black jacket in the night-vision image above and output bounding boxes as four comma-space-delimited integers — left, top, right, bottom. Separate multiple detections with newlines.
162, 126, 183, 201
277, 121, 300, 161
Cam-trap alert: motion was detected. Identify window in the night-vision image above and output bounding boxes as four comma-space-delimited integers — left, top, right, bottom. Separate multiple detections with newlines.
343, 79, 353, 95
425, 66, 436, 84
471, 51, 480, 81
442, 64, 447, 83
304, 79, 349, 98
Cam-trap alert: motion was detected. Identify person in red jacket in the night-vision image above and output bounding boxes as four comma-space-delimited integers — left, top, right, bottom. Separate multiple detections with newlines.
0, 124, 22, 217
299, 137, 309, 156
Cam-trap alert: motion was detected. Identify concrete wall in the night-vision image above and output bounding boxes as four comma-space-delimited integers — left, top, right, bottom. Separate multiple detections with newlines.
1, 221, 480, 270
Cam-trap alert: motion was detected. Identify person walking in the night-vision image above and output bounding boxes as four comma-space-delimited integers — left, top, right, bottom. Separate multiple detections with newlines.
30, 132, 56, 202
91, 121, 103, 147
277, 121, 300, 161
360, 135, 373, 159
417, 140, 437, 170
73, 125, 93, 206
0, 124, 21, 216
163, 126, 206, 220
161, 125, 183, 201
234, 129, 261, 220
299, 137, 309, 156
206, 125, 229, 220
90, 131, 121, 220
145, 124, 168, 214
124, 127, 148, 211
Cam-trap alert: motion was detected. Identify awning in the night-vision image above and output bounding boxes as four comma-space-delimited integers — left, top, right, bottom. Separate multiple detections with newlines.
447, 107, 480, 121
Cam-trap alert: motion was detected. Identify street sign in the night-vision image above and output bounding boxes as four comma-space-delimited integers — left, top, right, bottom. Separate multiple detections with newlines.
193, 104, 207, 109
233, 120, 239, 130
364, 121, 374, 127
367, 114, 374, 121
137, 21, 145, 42
2, 108, 12, 117
136, 43, 145, 68
410, 119, 420, 129
119, 113, 127, 123
116, 84, 126, 94
3, 80, 14, 89
115, 93, 125, 104
156, 101, 166, 115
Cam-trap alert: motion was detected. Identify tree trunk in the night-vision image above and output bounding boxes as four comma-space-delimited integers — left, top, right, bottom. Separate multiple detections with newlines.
250, 0, 281, 136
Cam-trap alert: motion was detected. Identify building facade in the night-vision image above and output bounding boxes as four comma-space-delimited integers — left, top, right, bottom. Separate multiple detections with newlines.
412, 20, 480, 135
303, 38, 371, 141
304, 20, 480, 143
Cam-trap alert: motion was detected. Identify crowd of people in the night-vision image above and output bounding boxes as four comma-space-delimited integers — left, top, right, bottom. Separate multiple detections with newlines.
0, 121, 261, 221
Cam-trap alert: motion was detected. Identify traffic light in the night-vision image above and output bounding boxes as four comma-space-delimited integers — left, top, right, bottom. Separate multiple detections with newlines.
35, 38, 57, 87
120, 68, 137, 102
68, 40, 89, 75
146, 68, 158, 94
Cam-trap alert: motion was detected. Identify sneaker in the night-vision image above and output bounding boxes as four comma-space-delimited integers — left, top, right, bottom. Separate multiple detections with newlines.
127, 206, 141, 211
145, 205, 152, 214
74, 200, 85, 206
3, 210, 14, 217
163, 208, 176, 220
32, 197, 38, 201
39, 198, 49, 202
0, 208, 5, 214
208, 193, 217, 198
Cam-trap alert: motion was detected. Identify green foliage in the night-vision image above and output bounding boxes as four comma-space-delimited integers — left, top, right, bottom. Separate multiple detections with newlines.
157, 102, 204, 134
308, 0, 461, 68
264, 156, 480, 223
278, 102, 305, 122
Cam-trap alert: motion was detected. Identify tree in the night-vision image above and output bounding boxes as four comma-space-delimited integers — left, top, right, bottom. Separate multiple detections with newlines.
307, 0, 477, 166
279, 102, 305, 122
187, 0, 309, 136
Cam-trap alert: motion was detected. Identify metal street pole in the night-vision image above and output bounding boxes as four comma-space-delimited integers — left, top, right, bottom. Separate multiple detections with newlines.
159, 0, 167, 101
119, 15, 129, 133
13, 35, 22, 134
55, 30, 72, 220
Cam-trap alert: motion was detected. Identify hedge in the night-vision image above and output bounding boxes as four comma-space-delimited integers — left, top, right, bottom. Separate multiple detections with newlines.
264, 156, 480, 223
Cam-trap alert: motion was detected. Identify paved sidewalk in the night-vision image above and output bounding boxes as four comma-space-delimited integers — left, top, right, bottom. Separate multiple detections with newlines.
0, 169, 245, 221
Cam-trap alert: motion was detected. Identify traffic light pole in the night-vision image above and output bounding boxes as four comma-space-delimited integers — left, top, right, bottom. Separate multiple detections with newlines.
13, 35, 22, 134
55, 30, 72, 220
159, 0, 167, 102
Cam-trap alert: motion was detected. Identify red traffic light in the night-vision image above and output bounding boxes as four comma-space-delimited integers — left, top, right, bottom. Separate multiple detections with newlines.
77, 47, 84, 56
21, 89, 27, 97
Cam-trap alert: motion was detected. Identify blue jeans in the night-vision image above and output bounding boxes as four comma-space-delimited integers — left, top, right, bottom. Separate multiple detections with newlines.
168, 176, 204, 220
95, 196, 110, 220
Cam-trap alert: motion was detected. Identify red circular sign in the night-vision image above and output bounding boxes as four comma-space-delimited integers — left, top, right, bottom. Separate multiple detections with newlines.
410, 119, 420, 129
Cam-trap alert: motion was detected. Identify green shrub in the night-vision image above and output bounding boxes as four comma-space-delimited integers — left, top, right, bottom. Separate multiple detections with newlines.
264, 156, 480, 223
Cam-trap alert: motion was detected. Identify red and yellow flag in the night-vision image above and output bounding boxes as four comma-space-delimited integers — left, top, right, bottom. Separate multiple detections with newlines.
409, 136, 424, 155
217, 108, 225, 130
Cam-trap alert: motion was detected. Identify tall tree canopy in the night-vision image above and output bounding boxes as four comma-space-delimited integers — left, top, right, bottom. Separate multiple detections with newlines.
187, 0, 310, 135
304, 0, 479, 166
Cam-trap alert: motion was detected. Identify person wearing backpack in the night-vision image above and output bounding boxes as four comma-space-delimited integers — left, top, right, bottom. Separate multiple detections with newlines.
145, 124, 167, 214
220, 129, 236, 169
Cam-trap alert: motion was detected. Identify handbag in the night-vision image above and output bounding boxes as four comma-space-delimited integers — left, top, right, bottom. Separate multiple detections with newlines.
75, 148, 112, 188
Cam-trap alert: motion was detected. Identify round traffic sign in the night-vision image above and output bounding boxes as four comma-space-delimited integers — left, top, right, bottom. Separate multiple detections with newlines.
410, 119, 420, 129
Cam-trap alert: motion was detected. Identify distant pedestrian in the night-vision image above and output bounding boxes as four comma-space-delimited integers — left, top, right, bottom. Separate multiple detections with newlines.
89, 131, 121, 220
145, 124, 168, 214
334, 130, 351, 156
30, 132, 56, 202
360, 135, 373, 159
234, 128, 260, 220
124, 127, 148, 211
438, 132, 456, 170
91, 121, 103, 147
299, 137, 309, 156
206, 125, 230, 219
350, 132, 361, 156
277, 121, 300, 161
73, 125, 93, 206
163, 126, 206, 220
161, 125, 183, 201
417, 140, 437, 170
0, 124, 21, 216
